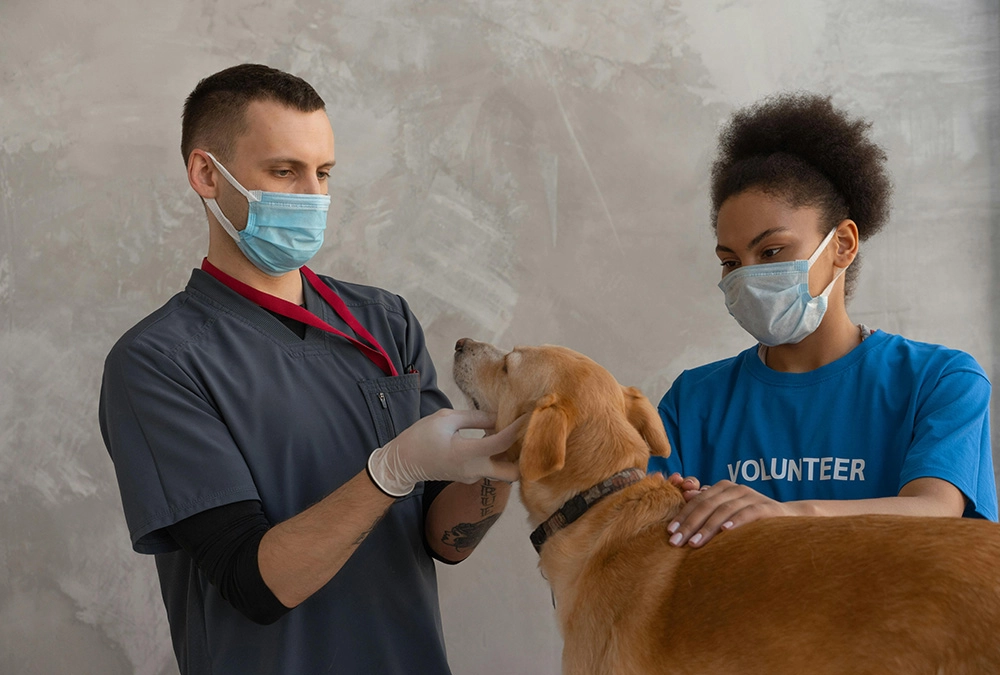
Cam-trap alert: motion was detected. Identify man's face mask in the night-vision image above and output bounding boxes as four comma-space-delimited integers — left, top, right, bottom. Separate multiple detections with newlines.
204, 152, 331, 276
718, 226, 846, 347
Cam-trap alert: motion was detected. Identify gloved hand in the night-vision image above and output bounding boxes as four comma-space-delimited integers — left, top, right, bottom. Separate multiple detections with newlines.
367, 409, 523, 498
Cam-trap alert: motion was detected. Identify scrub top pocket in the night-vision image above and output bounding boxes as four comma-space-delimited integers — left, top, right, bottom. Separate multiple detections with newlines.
358, 373, 422, 448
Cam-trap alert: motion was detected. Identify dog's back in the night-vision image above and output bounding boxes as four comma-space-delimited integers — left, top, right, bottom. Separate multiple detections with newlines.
565, 490, 1000, 675
662, 514, 1000, 674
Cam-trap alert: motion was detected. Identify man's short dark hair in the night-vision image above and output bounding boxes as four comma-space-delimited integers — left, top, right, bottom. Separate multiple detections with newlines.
181, 64, 326, 164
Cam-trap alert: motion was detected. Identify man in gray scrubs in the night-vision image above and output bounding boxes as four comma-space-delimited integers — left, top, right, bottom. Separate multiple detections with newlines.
99, 63, 520, 675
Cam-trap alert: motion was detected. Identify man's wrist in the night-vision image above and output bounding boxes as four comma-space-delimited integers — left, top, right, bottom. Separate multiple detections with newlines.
366, 446, 414, 498
484, 477, 512, 494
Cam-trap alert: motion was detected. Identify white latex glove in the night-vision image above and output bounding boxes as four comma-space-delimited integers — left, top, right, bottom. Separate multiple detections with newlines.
367, 409, 523, 498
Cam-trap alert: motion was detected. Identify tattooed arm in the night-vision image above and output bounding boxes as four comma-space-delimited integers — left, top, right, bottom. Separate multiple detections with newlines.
424, 478, 512, 563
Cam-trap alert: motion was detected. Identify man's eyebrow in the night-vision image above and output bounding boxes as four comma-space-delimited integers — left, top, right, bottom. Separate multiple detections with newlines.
716, 227, 791, 254
263, 157, 336, 167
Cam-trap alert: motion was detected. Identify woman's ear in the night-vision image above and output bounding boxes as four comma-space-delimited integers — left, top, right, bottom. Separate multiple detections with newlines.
519, 394, 575, 483
834, 220, 860, 268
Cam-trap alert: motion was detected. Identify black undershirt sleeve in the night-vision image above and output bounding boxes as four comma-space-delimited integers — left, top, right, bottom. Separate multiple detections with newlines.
166, 500, 291, 625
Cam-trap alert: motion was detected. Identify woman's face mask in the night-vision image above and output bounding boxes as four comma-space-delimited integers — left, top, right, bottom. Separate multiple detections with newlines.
718, 226, 845, 347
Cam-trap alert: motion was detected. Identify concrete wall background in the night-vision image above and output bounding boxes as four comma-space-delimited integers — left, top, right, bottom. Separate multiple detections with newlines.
1, 1, 997, 673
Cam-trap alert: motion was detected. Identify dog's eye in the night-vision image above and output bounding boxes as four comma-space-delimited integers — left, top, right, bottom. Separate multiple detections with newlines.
502, 356, 509, 374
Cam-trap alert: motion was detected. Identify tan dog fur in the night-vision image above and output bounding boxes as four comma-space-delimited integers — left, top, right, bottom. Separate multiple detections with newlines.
453, 339, 1000, 675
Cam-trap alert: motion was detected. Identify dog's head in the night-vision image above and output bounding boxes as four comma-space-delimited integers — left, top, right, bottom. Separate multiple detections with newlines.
453, 339, 670, 523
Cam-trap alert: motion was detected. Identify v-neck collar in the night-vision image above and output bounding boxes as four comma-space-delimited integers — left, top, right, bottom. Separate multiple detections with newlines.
187, 268, 347, 345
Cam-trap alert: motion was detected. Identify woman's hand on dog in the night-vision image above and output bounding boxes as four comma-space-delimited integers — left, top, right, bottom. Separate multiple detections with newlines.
666, 480, 793, 548
667, 473, 703, 501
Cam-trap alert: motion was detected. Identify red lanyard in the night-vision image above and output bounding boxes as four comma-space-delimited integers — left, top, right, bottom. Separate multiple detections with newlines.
201, 258, 399, 377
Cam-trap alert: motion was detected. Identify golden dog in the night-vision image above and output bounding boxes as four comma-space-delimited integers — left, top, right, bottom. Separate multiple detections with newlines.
453, 338, 1000, 675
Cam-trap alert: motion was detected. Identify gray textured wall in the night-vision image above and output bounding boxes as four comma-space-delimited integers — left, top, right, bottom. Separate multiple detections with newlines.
1, 1, 997, 673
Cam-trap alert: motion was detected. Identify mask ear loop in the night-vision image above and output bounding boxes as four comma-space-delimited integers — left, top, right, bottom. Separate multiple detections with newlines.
203, 152, 260, 242
808, 227, 848, 299
806, 226, 840, 267
205, 152, 260, 202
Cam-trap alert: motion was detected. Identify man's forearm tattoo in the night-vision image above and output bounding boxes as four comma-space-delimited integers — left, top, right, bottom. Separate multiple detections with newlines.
441, 513, 500, 553
439, 479, 503, 552
480, 478, 497, 518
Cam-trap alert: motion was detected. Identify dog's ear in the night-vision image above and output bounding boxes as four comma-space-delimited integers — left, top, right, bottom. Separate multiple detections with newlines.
622, 386, 671, 458
520, 393, 574, 482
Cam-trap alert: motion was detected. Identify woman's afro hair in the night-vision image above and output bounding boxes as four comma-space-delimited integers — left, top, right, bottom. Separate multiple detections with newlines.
710, 93, 892, 243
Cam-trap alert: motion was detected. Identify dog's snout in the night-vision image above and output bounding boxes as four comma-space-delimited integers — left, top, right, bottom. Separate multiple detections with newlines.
455, 338, 469, 353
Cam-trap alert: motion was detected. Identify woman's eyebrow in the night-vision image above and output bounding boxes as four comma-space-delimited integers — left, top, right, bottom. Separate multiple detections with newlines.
746, 227, 790, 250
716, 227, 791, 254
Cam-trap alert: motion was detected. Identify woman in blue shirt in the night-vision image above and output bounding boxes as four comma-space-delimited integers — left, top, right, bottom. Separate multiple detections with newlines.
650, 93, 997, 549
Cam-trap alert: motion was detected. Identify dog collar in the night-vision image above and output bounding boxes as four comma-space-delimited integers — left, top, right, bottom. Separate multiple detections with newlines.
530, 467, 646, 554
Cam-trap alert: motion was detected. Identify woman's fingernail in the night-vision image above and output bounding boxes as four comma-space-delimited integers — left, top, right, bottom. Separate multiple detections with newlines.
722, 521, 734, 530
667, 521, 679, 534
690, 533, 703, 546
669, 532, 683, 546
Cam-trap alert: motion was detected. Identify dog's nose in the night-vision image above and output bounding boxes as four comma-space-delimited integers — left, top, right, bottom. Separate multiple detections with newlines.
455, 338, 469, 353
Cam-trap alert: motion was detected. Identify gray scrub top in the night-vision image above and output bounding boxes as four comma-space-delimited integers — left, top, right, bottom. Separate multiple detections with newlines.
100, 268, 453, 675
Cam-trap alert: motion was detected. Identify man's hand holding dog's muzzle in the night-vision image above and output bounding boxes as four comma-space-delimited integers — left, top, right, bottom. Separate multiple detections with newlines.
366, 409, 523, 498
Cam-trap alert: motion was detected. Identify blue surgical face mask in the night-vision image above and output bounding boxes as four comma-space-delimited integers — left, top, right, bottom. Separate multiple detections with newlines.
718, 227, 846, 347
204, 152, 331, 276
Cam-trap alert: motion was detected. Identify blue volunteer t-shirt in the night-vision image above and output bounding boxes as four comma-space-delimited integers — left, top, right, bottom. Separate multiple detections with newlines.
648, 330, 998, 520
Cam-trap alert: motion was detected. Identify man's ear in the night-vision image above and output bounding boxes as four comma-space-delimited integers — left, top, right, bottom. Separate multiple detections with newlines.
621, 386, 671, 458
187, 149, 219, 199
520, 393, 574, 482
